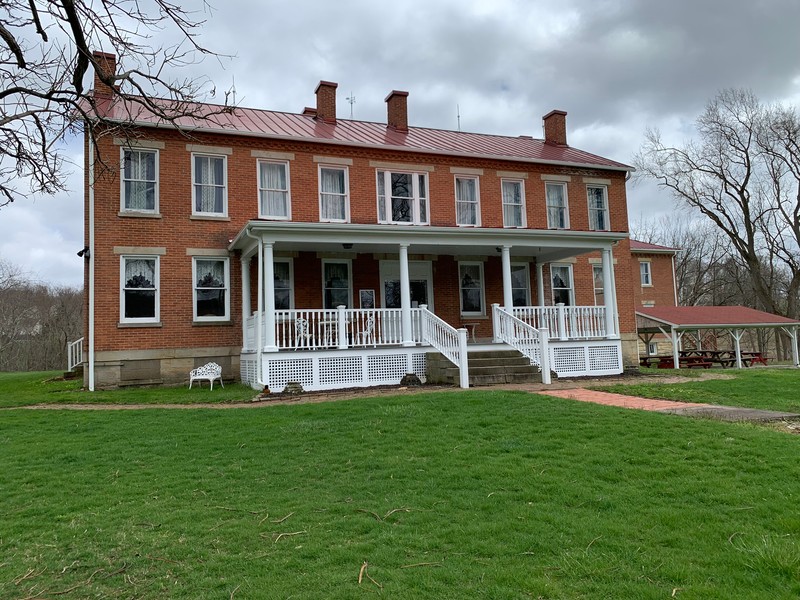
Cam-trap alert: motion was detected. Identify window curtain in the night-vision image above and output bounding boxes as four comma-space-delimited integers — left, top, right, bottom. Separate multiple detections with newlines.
125, 259, 155, 289
261, 162, 287, 217
456, 178, 477, 224
195, 156, 223, 213
320, 168, 345, 220
502, 181, 522, 227
196, 260, 224, 288
124, 151, 155, 210
124, 258, 156, 318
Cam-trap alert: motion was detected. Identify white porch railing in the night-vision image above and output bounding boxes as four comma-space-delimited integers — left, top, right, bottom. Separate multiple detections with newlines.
511, 304, 607, 340
67, 337, 84, 371
245, 307, 424, 352
420, 305, 469, 388
493, 305, 551, 384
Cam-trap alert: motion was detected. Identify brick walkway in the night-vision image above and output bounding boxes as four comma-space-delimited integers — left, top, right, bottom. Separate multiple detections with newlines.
537, 388, 708, 412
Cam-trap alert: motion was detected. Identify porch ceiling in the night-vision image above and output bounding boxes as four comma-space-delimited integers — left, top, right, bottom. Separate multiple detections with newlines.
230, 221, 627, 261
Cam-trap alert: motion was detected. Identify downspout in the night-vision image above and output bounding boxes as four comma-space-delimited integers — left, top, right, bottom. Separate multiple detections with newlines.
671, 253, 678, 306
245, 229, 267, 388
88, 133, 96, 391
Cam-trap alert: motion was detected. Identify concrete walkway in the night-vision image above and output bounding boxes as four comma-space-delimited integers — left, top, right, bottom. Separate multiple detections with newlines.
538, 388, 799, 422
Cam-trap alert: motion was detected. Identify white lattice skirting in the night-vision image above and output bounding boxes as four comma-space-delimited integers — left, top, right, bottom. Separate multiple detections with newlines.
548, 340, 623, 377
240, 348, 428, 392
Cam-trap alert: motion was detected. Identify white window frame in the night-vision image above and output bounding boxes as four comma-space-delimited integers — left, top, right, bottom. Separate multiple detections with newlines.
501, 179, 526, 228
458, 261, 485, 316
273, 258, 295, 310
377, 170, 429, 225
318, 164, 350, 223
587, 185, 610, 231
511, 262, 531, 307
648, 342, 658, 356
120, 147, 159, 214
545, 181, 570, 229
192, 153, 228, 217
640, 261, 653, 287
550, 263, 575, 306
593, 265, 605, 306
322, 259, 353, 309
120, 255, 160, 324
258, 159, 292, 220
192, 257, 230, 322
455, 175, 481, 226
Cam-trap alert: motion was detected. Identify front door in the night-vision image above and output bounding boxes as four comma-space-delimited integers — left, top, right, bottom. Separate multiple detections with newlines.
379, 261, 434, 310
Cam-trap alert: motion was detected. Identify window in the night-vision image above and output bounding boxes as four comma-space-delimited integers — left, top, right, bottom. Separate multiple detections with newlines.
193, 154, 226, 215
545, 182, 569, 229
587, 185, 609, 231
259, 160, 290, 219
648, 342, 658, 356
121, 256, 159, 323
193, 258, 230, 321
593, 265, 605, 306
550, 264, 574, 305
323, 261, 351, 309
319, 166, 349, 222
455, 176, 480, 226
122, 149, 158, 212
511, 263, 530, 306
377, 171, 428, 225
459, 262, 485, 315
502, 179, 526, 227
640, 261, 652, 286
274, 259, 294, 310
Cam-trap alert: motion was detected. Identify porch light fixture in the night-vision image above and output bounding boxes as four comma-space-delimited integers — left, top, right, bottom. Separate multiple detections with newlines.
342, 243, 353, 249
77, 246, 90, 258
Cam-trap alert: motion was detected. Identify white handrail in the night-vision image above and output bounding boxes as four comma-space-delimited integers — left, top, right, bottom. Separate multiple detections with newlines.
67, 337, 84, 371
420, 305, 469, 388
511, 305, 607, 340
494, 305, 551, 384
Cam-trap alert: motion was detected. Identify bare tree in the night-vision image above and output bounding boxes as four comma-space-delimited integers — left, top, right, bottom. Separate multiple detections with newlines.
1, 0, 227, 206
634, 89, 800, 319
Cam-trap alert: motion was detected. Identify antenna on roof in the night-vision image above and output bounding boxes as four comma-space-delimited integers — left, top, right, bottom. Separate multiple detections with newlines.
457, 104, 461, 132
346, 92, 356, 119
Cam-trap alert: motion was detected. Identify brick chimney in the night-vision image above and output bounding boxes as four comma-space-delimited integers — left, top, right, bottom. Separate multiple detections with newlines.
315, 81, 338, 123
385, 90, 409, 132
92, 51, 118, 97
543, 110, 568, 146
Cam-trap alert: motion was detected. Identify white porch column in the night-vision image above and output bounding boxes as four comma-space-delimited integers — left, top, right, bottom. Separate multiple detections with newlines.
536, 262, 545, 306
241, 256, 252, 349
601, 248, 618, 339
501, 245, 514, 310
263, 242, 278, 351
399, 243, 414, 347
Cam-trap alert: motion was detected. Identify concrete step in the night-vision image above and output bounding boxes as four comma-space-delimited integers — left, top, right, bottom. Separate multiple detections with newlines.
426, 349, 546, 386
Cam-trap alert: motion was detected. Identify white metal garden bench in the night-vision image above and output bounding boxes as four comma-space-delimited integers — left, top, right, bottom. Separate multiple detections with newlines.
189, 362, 224, 390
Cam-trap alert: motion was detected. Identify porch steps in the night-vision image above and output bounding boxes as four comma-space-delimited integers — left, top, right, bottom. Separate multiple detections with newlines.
426, 350, 545, 386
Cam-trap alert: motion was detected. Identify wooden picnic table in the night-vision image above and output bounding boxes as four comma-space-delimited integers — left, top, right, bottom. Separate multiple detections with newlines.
642, 350, 770, 369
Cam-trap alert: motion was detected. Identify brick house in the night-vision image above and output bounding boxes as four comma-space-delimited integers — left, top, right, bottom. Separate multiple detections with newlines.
629, 240, 679, 356
80, 52, 639, 390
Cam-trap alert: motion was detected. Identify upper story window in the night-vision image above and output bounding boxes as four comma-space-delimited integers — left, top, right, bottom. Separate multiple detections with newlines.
121, 256, 159, 323
455, 176, 480, 226
193, 257, 230, 322
545, 182, 569, 229
377, 171, 428, 225
121, 149, 158, 213
502, 179, 526, 228
319, 166, 349, 222
587, 185, 610, 231
193, 154, 227, 216
640, 261, 653, 286
259, 160, 291, 220
550, 263, 574, 305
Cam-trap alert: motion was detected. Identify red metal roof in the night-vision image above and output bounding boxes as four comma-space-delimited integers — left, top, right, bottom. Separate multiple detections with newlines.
637, 305, 800, 328
630, 240, 678, 253
90, 96, 633, 171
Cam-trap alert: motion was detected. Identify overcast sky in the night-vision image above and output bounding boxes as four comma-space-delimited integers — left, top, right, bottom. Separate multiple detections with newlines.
4, 0, 800, 288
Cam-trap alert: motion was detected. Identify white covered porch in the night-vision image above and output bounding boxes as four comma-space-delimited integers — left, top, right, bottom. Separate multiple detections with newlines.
230, 222, 627, 391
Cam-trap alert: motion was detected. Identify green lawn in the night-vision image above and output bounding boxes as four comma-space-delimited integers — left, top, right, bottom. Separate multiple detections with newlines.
601, 368, 800, 413
1, 377, 800, 598
0, 371, 258, 408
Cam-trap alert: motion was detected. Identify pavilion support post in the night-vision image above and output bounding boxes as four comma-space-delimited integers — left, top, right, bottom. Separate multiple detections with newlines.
731, 329, 744, 369
792, 327, 800, 368
671, 327, 680, 369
